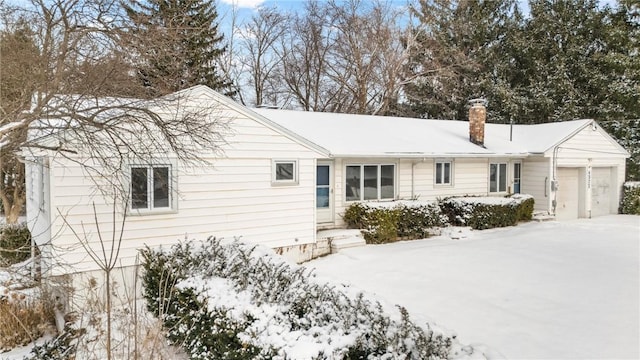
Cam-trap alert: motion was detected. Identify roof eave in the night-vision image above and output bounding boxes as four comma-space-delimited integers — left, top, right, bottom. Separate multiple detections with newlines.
329, 152, 530, 159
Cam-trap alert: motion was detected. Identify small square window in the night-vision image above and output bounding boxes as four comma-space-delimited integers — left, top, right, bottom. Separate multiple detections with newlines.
272, 160, 298, 185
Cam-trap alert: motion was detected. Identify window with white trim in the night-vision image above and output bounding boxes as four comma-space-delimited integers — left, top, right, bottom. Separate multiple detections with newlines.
435, 160, 452, 185
272, 160, 298, 184
489, 163, 507, 193
131, 165, 172, 211
345, 164, 395, 201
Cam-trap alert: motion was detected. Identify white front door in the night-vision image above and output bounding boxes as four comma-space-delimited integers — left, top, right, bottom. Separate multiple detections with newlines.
316, 162, 333, 224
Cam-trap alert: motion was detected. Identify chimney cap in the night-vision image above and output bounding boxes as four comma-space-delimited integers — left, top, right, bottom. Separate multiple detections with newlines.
468, 98, 488, 107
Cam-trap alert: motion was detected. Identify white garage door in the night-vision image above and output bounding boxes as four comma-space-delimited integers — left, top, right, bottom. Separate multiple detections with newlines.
556, 168, 580, 220
591, 167, 613, 217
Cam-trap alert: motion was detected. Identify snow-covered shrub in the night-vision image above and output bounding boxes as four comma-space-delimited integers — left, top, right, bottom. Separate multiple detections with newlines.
440, 195, 534, 230
396, 202, 449, 239
343, 201, 447, 243
0, 224, 31, 266
512, 194, 535, 221
141, 238, 467, 359
141, 242, 267, 359
24, 324, 79, 360
619, 182, 640, 214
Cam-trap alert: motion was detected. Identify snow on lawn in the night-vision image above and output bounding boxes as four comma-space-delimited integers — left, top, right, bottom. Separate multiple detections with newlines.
307, 215, 640, 359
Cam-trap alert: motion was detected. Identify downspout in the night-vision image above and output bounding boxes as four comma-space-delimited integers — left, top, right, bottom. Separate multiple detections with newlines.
587, 159, 592, 219
551, 145, 560, 216
411, 158, 427, 200
411, 161, 415, 199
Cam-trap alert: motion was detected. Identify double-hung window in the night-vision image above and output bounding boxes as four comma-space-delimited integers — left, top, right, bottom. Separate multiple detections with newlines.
489, 163, 507, 193
435, 160, 452, 185
345, 164, 395, 201
131, 165, 172, 211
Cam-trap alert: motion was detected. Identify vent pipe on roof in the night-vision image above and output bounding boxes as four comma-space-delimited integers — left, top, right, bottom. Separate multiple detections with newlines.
468, 98, 487, 146
510, 117, 513, 142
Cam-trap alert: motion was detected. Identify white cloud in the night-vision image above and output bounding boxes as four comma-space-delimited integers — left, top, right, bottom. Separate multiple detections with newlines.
219, 0, 265, 9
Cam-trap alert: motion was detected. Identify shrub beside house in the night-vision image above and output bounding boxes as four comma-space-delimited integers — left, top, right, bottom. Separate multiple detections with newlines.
343, 195, 535, 243
619, 182, 640, 215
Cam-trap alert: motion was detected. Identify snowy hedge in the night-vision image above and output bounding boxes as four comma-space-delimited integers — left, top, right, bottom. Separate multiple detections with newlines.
440, 195, 534, 230
619, 182, 640, 214
141, 238, 481, 359
343, 196, 534, 241
343, 201, 448, 243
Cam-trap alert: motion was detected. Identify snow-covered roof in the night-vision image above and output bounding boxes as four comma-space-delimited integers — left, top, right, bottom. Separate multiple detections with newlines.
250, 108, 593, 158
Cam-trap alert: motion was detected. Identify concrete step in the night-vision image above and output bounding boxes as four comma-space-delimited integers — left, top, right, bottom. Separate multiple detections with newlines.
330, 236, 367, 252
317, 229, 363, 241
533, 212, 555, 222
317, 229, 366, 253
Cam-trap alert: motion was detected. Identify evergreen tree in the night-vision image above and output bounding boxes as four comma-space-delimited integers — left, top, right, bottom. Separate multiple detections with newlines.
122, 0, 232, 96
402, 0, 520, 120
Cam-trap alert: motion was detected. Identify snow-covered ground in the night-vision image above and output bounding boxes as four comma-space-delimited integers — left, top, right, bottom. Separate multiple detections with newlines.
307, 215, 640, 359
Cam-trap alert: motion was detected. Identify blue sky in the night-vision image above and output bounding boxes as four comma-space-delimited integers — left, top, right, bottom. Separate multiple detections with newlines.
215, 0, 620, 30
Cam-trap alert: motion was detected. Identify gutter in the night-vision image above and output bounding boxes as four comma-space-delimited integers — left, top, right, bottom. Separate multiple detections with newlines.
330, 152, 530, 159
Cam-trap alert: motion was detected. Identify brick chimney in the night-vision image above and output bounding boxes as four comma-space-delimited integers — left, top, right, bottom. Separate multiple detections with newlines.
468, 98, 487, 146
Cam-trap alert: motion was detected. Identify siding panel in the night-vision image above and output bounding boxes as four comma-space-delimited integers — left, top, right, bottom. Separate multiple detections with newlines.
44, 109, 322, 274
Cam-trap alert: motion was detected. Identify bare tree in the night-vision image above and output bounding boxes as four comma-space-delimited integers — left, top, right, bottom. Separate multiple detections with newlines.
272, 0, 407, 114
238, 6, 288, 107
277, 1, 341, 112
0, 0, 229, 202
325, 0, 407, 115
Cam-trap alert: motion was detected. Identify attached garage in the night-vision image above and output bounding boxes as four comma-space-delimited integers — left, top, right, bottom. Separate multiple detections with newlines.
548, 121, 628, 220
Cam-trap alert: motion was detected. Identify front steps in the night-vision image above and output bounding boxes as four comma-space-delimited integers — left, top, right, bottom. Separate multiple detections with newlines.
533, 212, 556, 222
317, 229, 366, 253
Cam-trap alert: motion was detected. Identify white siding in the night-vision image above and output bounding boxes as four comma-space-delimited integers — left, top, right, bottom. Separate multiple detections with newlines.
522, 157, 552, 213
331, 157, 490, 227
553, 125, 627, 167
44, 111, 321, 275
401, 158, 489, 199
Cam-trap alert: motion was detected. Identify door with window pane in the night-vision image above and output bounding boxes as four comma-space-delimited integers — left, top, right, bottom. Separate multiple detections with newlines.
513, 163, 521, 194
316, 162, 333, 223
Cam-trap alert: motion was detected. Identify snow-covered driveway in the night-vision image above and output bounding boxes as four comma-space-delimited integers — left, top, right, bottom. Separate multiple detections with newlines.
307, 215, 640, 359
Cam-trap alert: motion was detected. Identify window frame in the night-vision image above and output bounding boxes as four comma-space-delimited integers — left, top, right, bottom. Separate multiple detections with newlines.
489, 162, 508, 193
271, 159, 299, 185
129, 163, 177, 215
434, 159, 453, 186
344, 163, 396, 202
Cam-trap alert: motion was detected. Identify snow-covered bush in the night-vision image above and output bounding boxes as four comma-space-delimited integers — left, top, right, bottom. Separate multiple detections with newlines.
342, 201, 448, 243
619, 182, 640, 214
24, 324, 79, 360
0, 224, 32, 266
440, 195, 534, 230
141, 237, 472, 359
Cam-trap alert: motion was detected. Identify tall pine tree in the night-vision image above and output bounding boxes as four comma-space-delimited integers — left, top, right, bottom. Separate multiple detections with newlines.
122, 0, 232, 96
402, 0, 520, 120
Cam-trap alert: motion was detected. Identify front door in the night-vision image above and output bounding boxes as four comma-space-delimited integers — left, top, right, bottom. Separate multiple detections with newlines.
316, 162, 333, 224
513, 162, 521, 194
